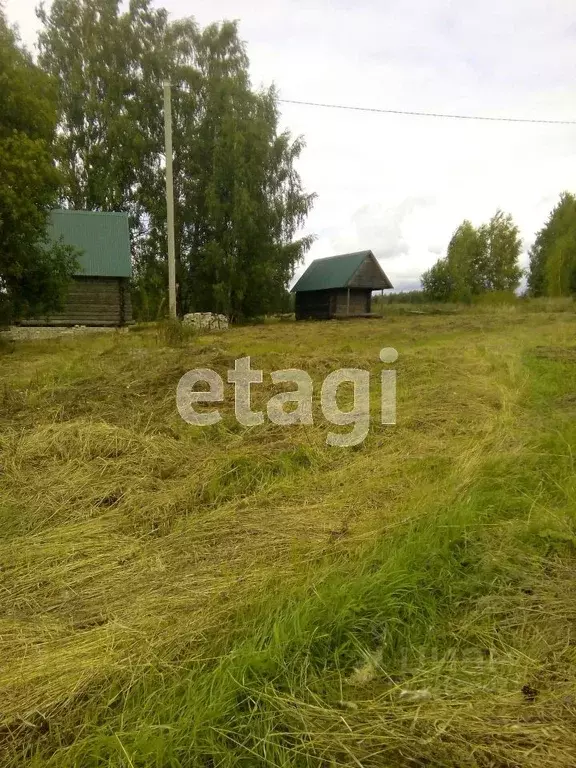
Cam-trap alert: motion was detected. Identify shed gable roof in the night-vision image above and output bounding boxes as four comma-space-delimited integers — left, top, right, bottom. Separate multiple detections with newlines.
292, 250, 393, 292
49, 210, 131, 278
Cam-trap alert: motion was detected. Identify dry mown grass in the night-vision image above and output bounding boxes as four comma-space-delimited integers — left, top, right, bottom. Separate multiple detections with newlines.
0, 306, 575, 766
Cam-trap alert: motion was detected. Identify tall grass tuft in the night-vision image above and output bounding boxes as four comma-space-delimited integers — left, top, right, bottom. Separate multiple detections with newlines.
156, 317, 197, 347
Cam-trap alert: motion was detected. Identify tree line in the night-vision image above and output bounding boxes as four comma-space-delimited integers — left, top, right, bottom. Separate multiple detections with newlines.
2, 0, 575, 325
422, 197, 576, 303
1, 0, 314, 324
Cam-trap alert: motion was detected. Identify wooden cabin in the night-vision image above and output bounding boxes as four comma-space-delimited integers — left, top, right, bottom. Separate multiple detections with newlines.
23, 210, 132, 327
292, 250, 393, 320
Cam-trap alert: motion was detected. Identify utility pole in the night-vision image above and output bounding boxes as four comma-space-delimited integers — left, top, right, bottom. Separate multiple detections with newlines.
163, 80, 177, 319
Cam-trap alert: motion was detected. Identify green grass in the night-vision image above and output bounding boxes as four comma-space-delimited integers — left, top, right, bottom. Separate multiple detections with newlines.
1, 304, 575, 766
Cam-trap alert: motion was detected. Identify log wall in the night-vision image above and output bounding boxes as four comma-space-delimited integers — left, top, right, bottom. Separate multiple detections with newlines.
295, 289, 371, 320
21, 277, 132, 327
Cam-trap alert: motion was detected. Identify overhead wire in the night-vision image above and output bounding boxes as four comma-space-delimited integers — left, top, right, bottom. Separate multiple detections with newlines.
278, 98, 576, 126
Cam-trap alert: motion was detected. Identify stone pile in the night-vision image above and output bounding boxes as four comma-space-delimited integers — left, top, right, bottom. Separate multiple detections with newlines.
182, 312, 229, 331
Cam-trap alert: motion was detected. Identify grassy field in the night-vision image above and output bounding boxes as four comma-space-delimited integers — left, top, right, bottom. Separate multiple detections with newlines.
1, 302, 576, 766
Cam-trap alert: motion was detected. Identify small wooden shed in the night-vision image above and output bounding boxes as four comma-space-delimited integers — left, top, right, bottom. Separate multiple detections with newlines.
292, 250, 393, 320
25, 210, 133, 327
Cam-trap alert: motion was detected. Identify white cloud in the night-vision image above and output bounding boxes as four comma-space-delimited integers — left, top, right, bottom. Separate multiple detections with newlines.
6, 0, 576, 290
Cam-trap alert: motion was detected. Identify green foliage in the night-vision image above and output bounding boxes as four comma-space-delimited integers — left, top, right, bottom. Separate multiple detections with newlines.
37, 0, 173, 213
37, 1, 315, 322
446, 219, 483, 300
421, 257, 453, 302
478, 210, 523, 292
528, 192, 576, 297
131, 275, 167, 322
0, 10, 77, 324
422, 211, 523, 302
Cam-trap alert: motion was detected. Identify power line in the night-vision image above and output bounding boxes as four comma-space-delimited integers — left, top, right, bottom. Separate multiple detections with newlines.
278, 98, 576, 126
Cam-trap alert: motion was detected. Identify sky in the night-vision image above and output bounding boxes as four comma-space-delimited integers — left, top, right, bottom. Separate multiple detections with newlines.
6, 0, 576, 291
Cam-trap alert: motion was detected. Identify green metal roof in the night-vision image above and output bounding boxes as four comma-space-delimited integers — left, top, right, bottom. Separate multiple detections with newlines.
292, 251, 369, 292
292, 250, 391, 292
48, 210, 131, 278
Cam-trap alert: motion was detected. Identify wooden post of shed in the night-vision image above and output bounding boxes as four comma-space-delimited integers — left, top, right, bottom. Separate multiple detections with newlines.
347, 287, 350, 315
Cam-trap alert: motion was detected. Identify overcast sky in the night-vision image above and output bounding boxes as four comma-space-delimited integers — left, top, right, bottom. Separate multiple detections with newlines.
6, 0, 576, 290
